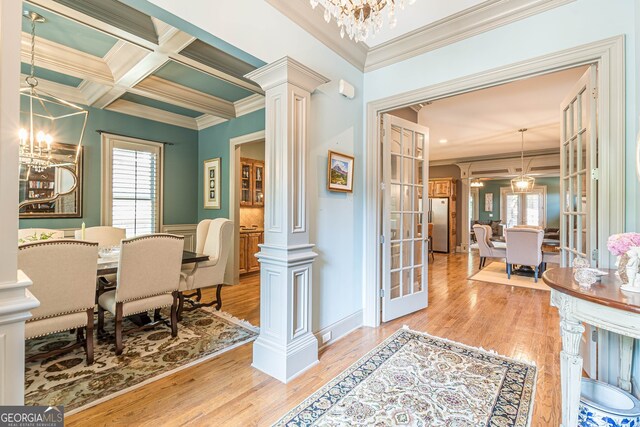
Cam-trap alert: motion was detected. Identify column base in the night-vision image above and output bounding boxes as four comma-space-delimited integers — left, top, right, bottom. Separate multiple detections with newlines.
252, 331, 319, 383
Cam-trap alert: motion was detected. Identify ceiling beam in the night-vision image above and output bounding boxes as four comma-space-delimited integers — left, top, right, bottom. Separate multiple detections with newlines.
20, 74, 87, 105
132, 76, 236, 119
106, 99, 198, 130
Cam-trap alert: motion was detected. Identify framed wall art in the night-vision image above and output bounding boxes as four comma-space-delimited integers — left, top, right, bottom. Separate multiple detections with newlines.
204, 157, 221, 209
327, 150, 354, 192
484, 192, 493, 212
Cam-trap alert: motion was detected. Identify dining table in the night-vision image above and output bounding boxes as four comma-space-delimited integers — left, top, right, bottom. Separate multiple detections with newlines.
97, 250, 209, 275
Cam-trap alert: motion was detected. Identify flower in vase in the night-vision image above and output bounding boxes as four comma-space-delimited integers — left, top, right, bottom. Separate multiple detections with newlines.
607, 233, 640, 256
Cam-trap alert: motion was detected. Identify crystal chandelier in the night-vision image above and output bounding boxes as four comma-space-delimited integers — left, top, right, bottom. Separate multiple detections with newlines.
309, 0, 416, 43
470, 179, 484, 188
20, 11, 87, 173
511, 129, 535, 193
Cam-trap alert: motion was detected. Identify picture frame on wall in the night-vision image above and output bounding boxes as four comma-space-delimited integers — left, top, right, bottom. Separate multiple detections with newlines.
204, 157, 221, 210
327, 150, 354, 192
484, 193, 493, 212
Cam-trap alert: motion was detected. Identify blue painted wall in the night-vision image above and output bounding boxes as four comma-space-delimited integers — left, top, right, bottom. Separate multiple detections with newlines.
197, 109, 265, 221
19, 105, 199, 229
478, 178, 560, 227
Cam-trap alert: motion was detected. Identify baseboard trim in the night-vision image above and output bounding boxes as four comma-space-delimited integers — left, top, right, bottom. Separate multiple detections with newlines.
314, 309, 363, 350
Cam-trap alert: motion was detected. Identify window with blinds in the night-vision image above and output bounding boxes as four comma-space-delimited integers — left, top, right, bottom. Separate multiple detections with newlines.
102, 136, 163, 238
500, 186, 546, 228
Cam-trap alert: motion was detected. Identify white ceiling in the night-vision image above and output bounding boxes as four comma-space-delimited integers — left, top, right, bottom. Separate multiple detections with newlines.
417, 65, 589, 162
365, 0, 486, 47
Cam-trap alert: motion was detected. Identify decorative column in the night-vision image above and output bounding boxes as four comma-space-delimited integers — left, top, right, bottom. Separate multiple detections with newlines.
553, 291, 584, 427
245, 57, 329, 383
618, 335, 634, 392
458, 163, 471, 252
0, 0, 40, 405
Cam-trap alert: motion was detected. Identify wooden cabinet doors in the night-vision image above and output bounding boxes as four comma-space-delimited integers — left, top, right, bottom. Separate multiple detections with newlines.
247, 232, 262, 272
239, 233, 248, 274
240, 158, 265, 207
433, 180, 451, 197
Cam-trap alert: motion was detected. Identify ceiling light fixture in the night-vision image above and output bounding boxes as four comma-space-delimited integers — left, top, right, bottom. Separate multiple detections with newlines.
470, 179, 484, 188
510, 128, 535, 193
19, 10, 88, 172
439, 139, 448, 144
309, 0, 416, 43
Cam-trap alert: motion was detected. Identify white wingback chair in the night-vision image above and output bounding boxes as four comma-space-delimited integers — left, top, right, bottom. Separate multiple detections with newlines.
505, 228, 545, 282
75, 226, 126, 247
18, 228, 64, 242
178, 219, 233, 319
473, 225, 506, 269
97, 234, 184, 355
19, 240, 99, 365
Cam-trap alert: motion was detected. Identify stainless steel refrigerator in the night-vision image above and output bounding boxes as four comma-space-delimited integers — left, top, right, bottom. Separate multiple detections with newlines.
428, 198, 449, 253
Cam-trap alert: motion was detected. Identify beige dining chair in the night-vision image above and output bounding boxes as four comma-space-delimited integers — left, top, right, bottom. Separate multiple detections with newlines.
19, 239, 99, 365
473, 224, 506, 269
97, 234, 184, 355
18, 228, 64, 242
505, 228, 545, 282
74, 226, 126, 247
178, 219, 233, 320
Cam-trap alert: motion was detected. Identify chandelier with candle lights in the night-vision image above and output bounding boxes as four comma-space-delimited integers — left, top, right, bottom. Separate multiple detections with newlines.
309, 0, 416, 43
19, 10, 88, 173
511, 129, 535, 193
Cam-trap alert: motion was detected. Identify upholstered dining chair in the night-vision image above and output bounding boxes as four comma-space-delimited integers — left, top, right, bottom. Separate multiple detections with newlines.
542, 251, 561, 272
473, 224, 506, 269
18, 228, 64, 241
505, 227, 545, 282
74, 226, 126, 247
97, 234, 184, 355
178, 218, 233, 320
19, 239, 99, 365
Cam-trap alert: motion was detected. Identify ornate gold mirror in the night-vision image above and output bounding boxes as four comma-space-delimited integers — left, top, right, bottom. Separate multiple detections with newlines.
19, 143, 83, 218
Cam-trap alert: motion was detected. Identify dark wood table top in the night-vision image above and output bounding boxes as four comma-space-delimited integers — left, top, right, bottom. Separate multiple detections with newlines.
97, 250, 209, 276
542, 267, 640, 315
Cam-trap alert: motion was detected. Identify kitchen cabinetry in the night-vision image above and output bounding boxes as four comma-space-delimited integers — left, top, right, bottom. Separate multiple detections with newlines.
240, 158, 264, 207
239, 229, 263, 274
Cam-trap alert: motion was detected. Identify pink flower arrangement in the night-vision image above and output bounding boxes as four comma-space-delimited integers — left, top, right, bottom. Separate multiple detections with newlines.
607, 233, 640, 256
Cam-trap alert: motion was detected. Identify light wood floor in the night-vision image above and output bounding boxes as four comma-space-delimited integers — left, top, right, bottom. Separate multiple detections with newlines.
67, 253, 560, 426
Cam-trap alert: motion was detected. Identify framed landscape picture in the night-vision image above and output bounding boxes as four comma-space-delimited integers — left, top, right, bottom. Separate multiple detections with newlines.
327, 151, 354, 192
203, 157, 221, 209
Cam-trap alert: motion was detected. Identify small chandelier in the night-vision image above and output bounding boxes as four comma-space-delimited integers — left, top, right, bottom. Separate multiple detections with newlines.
20, 11, 87, 173
511, 128, 535, 193
470, 179, 484, 188
310, 0, 416, 43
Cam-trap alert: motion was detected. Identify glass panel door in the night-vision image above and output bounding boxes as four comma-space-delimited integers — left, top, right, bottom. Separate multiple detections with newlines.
381, 114, 430, 322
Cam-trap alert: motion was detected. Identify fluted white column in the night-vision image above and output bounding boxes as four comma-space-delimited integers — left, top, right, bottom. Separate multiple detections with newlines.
0, 0, 39, 405
246, 57, 328, 383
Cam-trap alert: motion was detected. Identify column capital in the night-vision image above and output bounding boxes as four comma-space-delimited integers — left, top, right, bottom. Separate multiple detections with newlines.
246, 56, 329, 93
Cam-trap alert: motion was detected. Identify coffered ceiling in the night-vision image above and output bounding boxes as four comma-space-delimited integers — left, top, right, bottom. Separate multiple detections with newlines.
21, 0, 267, 130
267, 0, 576, 71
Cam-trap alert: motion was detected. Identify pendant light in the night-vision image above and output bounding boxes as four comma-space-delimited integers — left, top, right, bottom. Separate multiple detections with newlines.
511, 128, 535, 193
470, 179, 484, 188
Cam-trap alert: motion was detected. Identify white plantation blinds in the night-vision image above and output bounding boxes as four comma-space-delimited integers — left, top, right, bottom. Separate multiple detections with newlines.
102, 136, 163, 238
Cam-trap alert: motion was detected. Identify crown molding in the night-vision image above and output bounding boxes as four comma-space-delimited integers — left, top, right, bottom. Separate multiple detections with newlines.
430, 148, 560, 166
246, 56, 330, 93
196, 115, 228, 130
234, 94, 265, 117
365, 0, 576, 71
106, 99, 198, 130
265, 0, 368, 71
264, 0, 576, 73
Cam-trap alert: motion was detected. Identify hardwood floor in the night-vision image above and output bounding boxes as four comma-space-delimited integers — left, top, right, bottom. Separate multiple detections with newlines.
66, 253, 560, 426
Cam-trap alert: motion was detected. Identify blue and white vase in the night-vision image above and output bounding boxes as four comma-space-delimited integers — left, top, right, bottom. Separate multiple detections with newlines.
579, 378, 640, 426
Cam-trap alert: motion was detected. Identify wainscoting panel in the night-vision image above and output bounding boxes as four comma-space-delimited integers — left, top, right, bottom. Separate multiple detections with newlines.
162, 224, 197, 252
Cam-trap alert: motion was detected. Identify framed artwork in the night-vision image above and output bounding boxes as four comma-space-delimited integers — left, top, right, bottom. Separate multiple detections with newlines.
203, 157, 221, 209
484, 193, 493, 212
327, 150, 354, 192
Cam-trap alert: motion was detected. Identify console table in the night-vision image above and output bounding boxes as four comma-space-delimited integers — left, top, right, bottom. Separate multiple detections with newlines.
543, 268, 640, 427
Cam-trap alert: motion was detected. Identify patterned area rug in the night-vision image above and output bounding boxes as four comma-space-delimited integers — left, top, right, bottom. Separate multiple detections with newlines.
276, 327, 537, 427
25, 307, 258, 415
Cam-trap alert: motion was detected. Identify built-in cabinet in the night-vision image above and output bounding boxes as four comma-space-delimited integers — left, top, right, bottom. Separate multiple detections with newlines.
240, 158, 264, 207
428, 177, 457, 252
239, 229, 263, 275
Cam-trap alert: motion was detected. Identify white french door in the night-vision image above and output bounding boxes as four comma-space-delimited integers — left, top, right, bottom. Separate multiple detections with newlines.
560, 65, 598, 267
500, 187, 546, 229
381, 114, 430, 322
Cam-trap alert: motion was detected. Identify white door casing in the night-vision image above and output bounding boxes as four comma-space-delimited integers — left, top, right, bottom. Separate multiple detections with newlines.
560, 65, 597, 267
381, 114, 430, 322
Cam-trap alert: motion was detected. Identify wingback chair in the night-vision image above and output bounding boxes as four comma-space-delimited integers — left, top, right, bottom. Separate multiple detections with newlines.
473, 224, 506, 269
178, 218, 233, 320
75, 226, 126, 247
19, 240, 99, 365
505, 228, 545, 282
18, 228, 64, 242
97, 234, 184, 355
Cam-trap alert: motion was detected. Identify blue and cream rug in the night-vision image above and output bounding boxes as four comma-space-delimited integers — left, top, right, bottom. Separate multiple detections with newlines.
25, 307, 258, 415
276, 327, 537, 426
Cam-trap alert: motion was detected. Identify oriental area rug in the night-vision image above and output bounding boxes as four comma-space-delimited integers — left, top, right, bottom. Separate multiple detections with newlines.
275, 327, 537, 427
25, 307, 258, 415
